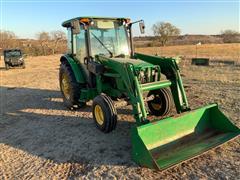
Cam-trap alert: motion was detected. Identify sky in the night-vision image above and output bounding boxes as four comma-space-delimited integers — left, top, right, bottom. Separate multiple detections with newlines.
0, 0, 239, 39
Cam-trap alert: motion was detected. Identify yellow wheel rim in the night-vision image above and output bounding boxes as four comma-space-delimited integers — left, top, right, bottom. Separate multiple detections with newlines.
151, 102, 161, 110
94, 105, 104, 125
61, 73, 70, 100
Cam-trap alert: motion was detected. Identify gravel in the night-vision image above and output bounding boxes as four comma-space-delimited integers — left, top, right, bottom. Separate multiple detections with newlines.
0, 55, 239, 179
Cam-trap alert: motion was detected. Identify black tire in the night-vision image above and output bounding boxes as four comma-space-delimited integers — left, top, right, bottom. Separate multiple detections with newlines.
92, 94, 117, 133
5, 63, 9, 70
147, 88, 173, 117
59, 61, 86, 109
22, 62, 26, 69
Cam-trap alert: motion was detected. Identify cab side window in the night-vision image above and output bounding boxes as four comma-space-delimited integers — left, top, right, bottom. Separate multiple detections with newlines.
75, 27, 87, 64
67, 27, 72, 54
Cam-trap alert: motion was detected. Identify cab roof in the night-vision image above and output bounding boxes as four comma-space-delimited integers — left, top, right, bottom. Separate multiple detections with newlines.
4, 49, 21, 52
62, 16, 130, 28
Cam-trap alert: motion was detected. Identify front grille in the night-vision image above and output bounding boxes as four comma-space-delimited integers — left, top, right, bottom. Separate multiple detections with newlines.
10, 59, 22, 65
137, 66, 160, 84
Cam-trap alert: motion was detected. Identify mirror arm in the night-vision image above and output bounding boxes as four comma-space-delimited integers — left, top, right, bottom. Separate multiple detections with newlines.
129, 19, 144, 26
127, 19, 145, 57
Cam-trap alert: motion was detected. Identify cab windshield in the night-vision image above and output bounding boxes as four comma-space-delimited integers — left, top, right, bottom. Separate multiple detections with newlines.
89, 20, 130, 57
5, 51, 21, 57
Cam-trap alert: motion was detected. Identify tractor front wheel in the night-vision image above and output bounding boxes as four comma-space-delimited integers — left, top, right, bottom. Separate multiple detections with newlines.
59, 62, 85, 109
92, 95, 117, 133
147, 88, 173, 117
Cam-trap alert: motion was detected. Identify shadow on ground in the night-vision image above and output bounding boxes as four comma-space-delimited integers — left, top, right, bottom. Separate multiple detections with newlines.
0, 67, 6, 70
0, 86, 137, 168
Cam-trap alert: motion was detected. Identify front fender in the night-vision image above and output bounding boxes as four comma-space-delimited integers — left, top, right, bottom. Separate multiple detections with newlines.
60, 54, 86, 84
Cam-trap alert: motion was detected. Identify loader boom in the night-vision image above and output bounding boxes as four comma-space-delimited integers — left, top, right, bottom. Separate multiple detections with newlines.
135, 53, 190, 113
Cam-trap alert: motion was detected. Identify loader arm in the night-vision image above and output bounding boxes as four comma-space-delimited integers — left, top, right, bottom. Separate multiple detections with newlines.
134, 53, 190, 113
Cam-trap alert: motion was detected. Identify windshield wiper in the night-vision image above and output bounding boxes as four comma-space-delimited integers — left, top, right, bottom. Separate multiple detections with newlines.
91, 32, 113, 57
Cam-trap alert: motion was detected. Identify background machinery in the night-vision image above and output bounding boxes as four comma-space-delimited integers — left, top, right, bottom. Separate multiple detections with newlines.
3, 49, 25, 70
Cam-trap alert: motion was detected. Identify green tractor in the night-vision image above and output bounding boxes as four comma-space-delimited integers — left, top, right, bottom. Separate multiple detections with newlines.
59, 17, 239, 170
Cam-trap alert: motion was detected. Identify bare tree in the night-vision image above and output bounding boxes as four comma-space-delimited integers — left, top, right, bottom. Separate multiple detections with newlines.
152, 22, 180, 46
0, 30, 17, 49
50, 30, 66, 54
221, 29, 240, 43
36, 31, 51, 55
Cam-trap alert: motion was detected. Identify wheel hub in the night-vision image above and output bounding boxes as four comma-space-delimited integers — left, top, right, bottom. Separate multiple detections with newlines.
61, 73, 70, 100
94, 105, 104, 125
150, 95, 162, 111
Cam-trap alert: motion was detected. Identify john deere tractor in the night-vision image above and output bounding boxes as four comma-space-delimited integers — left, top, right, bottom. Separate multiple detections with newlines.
59, 17, 239, 170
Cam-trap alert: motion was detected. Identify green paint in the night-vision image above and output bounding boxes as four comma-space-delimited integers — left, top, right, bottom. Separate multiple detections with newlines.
61, 17, 240, 171
141, 80, 171, 91
131, 104, 240, 170
135, 53, 189, 112
62, 54, 86, 83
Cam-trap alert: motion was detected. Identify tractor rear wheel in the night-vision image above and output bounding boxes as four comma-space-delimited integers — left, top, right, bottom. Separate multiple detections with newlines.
59, 62, 85, 109
147, 88, 173, 117
92, 94, 117, 133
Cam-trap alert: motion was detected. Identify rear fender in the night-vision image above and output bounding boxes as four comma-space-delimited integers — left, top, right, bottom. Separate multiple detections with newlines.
60, 54, 86, 84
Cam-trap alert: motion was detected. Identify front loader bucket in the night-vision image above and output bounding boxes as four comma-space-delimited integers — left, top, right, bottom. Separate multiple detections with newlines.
131, 104, 240, 170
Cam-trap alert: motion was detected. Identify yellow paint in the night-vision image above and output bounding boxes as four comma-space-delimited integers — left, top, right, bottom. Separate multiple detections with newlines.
94, 105, 104, 125
61, 73, 70, 100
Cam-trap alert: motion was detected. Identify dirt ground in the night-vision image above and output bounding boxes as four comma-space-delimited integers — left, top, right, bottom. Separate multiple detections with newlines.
0, 55, 239, 179
136, 43, 240, 62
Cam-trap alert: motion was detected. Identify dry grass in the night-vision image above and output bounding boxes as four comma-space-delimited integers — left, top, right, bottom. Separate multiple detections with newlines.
136, 43, 240, 62
0, 54, 239, 179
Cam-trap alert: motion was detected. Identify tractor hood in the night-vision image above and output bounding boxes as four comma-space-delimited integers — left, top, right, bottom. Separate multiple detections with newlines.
95, 55, 160, 72
106, 58, 155, 70
96, 55, 161, 83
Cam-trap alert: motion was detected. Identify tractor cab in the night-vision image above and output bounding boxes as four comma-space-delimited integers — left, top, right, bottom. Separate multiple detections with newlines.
62, 17, 146, 87
62, 17, 142, 58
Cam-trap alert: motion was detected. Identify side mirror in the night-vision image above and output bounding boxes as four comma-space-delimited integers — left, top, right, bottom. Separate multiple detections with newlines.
71, 19, 80, 34
139, 21, 145, 34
